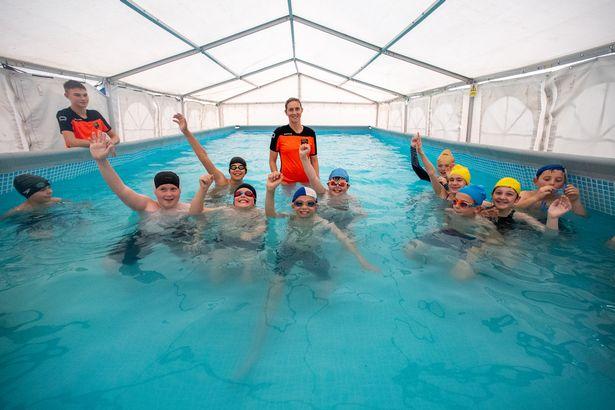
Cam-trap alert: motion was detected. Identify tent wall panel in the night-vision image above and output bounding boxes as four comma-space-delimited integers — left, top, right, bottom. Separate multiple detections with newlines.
153, 95, 182, 137
185, 101, 205, 131
428, 91, 465, 142
219, 103, 376, 126
406, 97, 430, 137
476, 77, 544, 150
387, 102, 405, 132
301, 103, 376, 126
0, 70, 26, 152
203, 104, 220, 130
546, 55, 615, 158
377, 103, 389, 129
109, 86, 157, 142
221, 104, 248, 126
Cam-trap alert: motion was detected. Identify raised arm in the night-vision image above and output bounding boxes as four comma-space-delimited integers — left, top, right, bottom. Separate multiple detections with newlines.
328, 222, 379, 272
90, 133, 152, 211
189, 174, 214, 215
173, 113, 227, 187
516, 186, 554, 209
299, 144, 326, 194
265, 172, 284, 218
410, 135, 430, 181
310, 155, 319, 178
415, 133, 446, 198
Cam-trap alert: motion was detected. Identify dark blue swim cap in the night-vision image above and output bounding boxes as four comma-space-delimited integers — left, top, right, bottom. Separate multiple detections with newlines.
536, 164, 566, 178
13, 174, 50, 198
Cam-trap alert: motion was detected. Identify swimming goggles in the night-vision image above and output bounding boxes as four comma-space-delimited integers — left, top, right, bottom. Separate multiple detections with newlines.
327, 179, 348, 188
451, 199, 473, 208
230, 164, 246, 171
234, 189, 254, 198
293, 200, 316, 208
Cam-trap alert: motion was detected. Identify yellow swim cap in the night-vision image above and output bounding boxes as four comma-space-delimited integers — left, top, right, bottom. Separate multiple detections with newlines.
493, 177, 521, 194
449, 164, 471, 184
437, 149, 454, 165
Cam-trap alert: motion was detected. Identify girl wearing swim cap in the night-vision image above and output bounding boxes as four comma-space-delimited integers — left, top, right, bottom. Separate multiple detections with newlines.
517, 164, 587, 217
412, 133, 468, 200
411, 133, 455, 188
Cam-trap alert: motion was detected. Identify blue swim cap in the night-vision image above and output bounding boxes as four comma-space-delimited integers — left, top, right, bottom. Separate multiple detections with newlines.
457, 185, 486, 207
328, 168, 349, 182
536, 164, 566, 178
292, 186, 318, 203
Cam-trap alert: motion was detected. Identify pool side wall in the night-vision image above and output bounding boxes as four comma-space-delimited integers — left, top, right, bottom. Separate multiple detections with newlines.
1, 126, 614, 215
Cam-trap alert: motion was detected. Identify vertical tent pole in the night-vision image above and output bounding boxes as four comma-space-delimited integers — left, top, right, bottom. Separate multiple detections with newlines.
217, 103, 224, 128
403, 98, 409, 133
465, 84, 477, 143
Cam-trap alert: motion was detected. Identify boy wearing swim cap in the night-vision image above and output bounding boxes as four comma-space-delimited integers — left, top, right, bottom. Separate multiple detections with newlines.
486, 177, 571, 232
265, 172, 378, 274
89, 133, 204, 215
4, 174, 62, 217
173, 113, 248, 195
517, 164, 586, 217
298, 144, 365, 229
189, 177, 266, 242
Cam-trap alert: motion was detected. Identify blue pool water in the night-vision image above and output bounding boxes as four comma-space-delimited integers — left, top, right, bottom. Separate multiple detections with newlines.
1, 130, 615, 409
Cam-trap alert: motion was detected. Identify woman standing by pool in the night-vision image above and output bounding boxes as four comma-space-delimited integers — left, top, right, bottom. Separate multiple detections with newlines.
269, 98, 319, 185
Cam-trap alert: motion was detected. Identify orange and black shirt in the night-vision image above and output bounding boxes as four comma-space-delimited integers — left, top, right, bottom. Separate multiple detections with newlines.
270, 125, 317, 184
56, 107, 111, 144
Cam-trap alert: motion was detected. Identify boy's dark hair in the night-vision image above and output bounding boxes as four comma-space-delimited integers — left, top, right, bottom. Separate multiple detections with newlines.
63, 80, 86, 92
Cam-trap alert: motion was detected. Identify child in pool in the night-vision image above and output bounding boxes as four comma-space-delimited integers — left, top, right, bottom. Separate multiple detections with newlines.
411, 132, 455, 188
405, 184, 500, 279
3, 174, 62, 217
413, 133, 469, 200
189, 175, 267, 281
483, 177, 572, 232
265, 172, 378, 276
298, 143, 364, 230
517, 164, 586, 217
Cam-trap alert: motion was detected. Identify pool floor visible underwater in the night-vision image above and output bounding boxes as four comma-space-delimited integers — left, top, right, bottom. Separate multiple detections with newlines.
1, 130, 614, 409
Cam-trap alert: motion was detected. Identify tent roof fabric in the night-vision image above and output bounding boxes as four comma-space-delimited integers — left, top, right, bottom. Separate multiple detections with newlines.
1, 0, 614, 103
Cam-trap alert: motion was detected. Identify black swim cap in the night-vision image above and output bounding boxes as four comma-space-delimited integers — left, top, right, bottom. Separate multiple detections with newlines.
13, 174, 50, 198
234, 183, 257, 203
229, 156, 247, 168
154, 171, 180, 188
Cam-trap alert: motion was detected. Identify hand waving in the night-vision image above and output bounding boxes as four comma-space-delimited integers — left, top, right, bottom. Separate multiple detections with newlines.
173, 113, 188, 133
89, 132, 115, 160
548, 196, 572, 218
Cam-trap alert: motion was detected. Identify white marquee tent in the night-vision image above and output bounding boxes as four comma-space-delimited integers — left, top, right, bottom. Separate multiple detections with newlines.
1, 0, 614, 156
